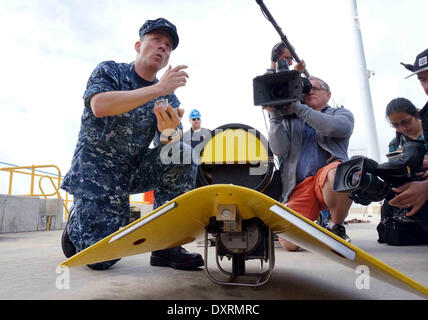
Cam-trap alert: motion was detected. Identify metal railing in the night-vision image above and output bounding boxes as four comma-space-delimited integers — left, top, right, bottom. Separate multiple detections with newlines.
0, 164, 73, 220
0, 163, 154, 221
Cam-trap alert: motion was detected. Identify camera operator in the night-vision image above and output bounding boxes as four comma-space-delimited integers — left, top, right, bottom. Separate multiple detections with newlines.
265, 76, 354, 251
269, 42, 306, 73
388, 49, 428, 217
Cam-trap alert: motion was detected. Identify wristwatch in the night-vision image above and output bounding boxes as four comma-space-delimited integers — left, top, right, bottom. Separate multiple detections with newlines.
167, 130, 177, 141
161, 128, 179, 142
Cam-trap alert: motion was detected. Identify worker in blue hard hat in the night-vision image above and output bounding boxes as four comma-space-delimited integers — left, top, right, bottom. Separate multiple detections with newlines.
189, 109, 201, 119
183, 109, 211, 156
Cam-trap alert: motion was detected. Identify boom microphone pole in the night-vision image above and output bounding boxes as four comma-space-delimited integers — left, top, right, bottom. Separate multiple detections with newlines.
256, 0, 310, 78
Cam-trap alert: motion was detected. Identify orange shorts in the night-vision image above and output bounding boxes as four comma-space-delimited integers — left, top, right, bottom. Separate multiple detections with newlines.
285, 161, 341, 221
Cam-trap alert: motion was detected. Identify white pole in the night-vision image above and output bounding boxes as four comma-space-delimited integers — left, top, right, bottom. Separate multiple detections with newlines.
350, 0, 381, 162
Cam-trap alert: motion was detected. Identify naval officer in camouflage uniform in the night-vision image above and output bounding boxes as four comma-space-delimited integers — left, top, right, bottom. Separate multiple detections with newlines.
61, 18, 204, 270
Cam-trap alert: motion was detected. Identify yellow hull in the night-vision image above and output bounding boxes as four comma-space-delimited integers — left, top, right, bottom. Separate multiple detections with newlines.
61, 184, 428, 298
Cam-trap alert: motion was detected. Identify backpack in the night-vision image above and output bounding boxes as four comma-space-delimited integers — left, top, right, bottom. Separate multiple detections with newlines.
377, 200, 428, 246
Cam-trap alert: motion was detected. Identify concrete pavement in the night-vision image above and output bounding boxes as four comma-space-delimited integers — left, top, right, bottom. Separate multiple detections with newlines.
0, 213, 427, 300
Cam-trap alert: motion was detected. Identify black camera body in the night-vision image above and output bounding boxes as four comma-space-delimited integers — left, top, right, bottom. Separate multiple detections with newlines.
333, 140, 427, 206
253, 59, 311, 107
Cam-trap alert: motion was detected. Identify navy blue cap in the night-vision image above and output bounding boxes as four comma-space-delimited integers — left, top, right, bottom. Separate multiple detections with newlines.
139, 18, 179, 50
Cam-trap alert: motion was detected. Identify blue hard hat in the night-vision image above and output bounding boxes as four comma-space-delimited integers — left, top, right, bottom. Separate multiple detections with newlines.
189, 109, 201, 119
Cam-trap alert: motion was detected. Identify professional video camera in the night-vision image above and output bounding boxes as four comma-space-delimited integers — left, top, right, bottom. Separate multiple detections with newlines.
333, 140, 427, 206
252, 1, 311, 109
253, 60, 312, 108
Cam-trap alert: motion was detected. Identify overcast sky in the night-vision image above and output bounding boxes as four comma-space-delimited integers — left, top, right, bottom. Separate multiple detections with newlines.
0, 0, 427, 194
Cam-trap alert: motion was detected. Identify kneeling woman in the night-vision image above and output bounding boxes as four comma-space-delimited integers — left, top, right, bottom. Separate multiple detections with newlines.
386, 97, 426, 154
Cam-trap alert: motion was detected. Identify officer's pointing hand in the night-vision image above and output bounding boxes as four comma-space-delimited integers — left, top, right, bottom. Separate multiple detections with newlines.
157, 65, 189, 95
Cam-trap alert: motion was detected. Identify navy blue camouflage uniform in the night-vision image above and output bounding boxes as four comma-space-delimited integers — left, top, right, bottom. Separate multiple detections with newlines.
61, 60, 197, 268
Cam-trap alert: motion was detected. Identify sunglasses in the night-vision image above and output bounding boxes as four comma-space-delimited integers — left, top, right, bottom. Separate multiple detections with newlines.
191, 118, 200, 121
389, 116, 414, 129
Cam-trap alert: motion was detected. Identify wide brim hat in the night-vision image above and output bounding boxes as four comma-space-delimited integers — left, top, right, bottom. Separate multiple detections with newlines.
405, 48, 428, 78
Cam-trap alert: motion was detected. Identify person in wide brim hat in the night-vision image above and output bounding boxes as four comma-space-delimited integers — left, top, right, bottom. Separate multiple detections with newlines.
401, 48, 428, 79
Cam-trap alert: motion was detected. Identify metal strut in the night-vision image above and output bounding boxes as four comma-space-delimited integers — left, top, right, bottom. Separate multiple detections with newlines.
203, 226, 276, 288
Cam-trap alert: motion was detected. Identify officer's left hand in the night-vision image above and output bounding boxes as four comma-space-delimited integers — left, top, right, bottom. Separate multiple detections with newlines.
154, 105, 184, 139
